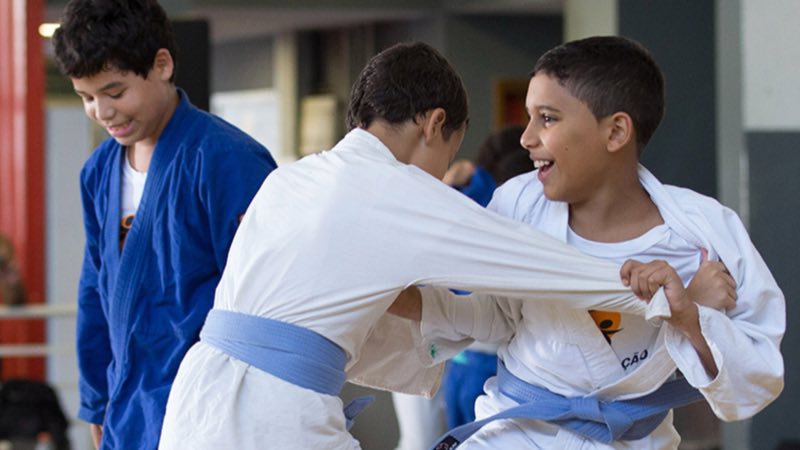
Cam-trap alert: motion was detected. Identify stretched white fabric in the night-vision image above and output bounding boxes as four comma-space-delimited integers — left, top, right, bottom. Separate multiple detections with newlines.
419, 166, 785, 449
160, 129, 669, 450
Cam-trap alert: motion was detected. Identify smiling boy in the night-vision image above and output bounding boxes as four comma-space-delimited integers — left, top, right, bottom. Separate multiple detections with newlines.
51, 1, 277, 448
409, 36, 785, 449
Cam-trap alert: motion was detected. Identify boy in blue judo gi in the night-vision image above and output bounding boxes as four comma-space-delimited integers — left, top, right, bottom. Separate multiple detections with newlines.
51, 1, 277, 448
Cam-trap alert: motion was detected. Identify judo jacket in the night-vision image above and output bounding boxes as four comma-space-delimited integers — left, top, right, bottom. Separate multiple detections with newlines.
159, 128, 674, 450
76, 90, 277, 449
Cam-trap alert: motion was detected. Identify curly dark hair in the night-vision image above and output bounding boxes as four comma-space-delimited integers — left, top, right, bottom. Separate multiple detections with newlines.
346, 41, 468, 140
52, 0, 178, 81
532, 36, 664, 154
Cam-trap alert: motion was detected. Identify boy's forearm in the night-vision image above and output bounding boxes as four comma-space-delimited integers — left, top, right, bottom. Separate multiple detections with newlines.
671, 305, 719, 378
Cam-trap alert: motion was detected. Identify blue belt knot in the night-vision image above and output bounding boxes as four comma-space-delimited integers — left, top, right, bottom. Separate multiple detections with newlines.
428, 360, 704, 449
570, 396, 603, 422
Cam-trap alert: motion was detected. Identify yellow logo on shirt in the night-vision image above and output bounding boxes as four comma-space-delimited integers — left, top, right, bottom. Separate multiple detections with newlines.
120, 214, 134, 250
589, 310, 622, 343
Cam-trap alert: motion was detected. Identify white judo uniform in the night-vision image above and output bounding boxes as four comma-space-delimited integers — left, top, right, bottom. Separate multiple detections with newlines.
159, 129, 675, 450
420, 167, 785, 449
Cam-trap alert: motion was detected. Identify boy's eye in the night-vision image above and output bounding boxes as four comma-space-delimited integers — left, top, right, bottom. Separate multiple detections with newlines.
541, 114, 557, 126
108, 91, 124, 99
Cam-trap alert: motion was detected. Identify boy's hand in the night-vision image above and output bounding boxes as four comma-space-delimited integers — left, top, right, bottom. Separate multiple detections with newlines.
686, 248, 737, 311
90, 423, 103, 449
388, 286, 422, 322
442, 160, 475, 187
620, 259, 696, 331
621, 258, 719, 377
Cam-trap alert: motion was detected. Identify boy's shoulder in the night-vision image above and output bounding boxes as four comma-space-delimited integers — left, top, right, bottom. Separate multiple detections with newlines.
490, 170, 544, 220
177, 99, 266, 154
661, 184, 744, 235
663, 184, 725, 210
181, 103, 279, 186
495, 170, 540, 199
639, 169, 750, 253
637, 166, 732, 217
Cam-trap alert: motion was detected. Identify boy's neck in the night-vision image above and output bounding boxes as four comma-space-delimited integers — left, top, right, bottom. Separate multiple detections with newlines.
128, 87, 180, 172
568, 176, 663, 243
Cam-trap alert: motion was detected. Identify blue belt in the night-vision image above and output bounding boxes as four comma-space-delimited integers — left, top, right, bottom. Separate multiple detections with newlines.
200, 309, 373, 429
429, 360, 704, 449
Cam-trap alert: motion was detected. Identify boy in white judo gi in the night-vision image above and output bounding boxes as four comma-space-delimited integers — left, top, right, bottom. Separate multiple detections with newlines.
391, 36, 785, 449
52, 1, 278, 448
158, 41, 716, 450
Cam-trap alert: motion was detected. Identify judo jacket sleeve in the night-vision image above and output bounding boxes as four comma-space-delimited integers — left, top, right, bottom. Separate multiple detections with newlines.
76, 165, 113, 424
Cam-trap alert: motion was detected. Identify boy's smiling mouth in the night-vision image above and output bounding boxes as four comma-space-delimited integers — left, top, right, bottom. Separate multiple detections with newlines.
107, 120, 133, 137
534, 159, 554, 182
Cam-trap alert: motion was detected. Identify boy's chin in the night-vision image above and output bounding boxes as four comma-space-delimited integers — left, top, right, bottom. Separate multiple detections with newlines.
111, 135, 136, 147
542, 187, 564, 202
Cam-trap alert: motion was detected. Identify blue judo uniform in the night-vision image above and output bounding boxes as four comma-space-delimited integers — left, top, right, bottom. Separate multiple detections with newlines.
76, 90, 277, 449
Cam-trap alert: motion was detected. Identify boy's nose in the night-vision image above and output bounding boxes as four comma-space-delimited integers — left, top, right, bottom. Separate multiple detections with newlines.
520, 122, 541, 150
94, 100, 114, 122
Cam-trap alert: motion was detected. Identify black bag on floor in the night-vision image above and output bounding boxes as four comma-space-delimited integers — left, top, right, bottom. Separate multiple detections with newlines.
0, 379, 71, 449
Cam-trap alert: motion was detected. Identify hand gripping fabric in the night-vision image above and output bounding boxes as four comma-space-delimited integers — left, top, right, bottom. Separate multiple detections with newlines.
201, 309, 374, 430
429, 361, 704, 449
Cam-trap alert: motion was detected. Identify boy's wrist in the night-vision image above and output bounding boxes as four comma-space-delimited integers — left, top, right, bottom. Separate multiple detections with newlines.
670, 302, 702, 339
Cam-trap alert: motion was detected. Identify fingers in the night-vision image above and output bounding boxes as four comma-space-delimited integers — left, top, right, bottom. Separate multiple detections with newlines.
700, 261, 738, 291
642, 262, 679, 301
700, 247, 708, 262
443, 160, 475, 186
687, 258, 739, 311
621, 259, 673, 300
620, 259, 642, 287
722, 271, 737, 292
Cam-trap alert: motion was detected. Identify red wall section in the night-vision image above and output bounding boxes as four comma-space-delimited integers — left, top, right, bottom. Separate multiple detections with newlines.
0, 0, 46, 380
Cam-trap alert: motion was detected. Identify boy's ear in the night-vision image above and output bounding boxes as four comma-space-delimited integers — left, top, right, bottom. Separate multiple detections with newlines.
421, 108, 447, 144
153, 48, 175, 81
605, 112, 634, 153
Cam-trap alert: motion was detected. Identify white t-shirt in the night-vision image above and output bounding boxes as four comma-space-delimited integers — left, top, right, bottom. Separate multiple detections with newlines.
120, 149, 147, 247
567, 224, 700, 372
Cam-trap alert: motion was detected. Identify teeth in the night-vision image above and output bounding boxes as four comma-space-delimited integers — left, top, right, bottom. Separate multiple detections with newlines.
534, 160, 552, 169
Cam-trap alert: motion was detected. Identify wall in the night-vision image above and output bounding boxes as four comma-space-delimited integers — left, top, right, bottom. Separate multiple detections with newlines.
444, 14, 562, 160
742, 1, 800, 448
45, 101, 94, 450
564, 0, 617, 41
212, 35, 275, 92
0, 0, 46, 381
619, 0, 717, 198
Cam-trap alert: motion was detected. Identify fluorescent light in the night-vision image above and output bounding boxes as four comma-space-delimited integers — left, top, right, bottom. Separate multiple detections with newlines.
38, 23, 60, 38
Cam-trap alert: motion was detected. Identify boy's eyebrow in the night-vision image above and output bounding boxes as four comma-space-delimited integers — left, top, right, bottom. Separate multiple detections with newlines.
533, 104, 561, 113
74, 81, 124, 96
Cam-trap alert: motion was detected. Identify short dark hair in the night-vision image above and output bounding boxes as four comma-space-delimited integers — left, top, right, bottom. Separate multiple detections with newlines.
532, 36, 664, 153
476, 125, 533, 185
346, 41, 468, 139
52, 0, 178, 82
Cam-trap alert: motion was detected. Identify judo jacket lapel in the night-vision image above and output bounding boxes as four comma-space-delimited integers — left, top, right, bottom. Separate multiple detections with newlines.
110, 95, 192, 338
